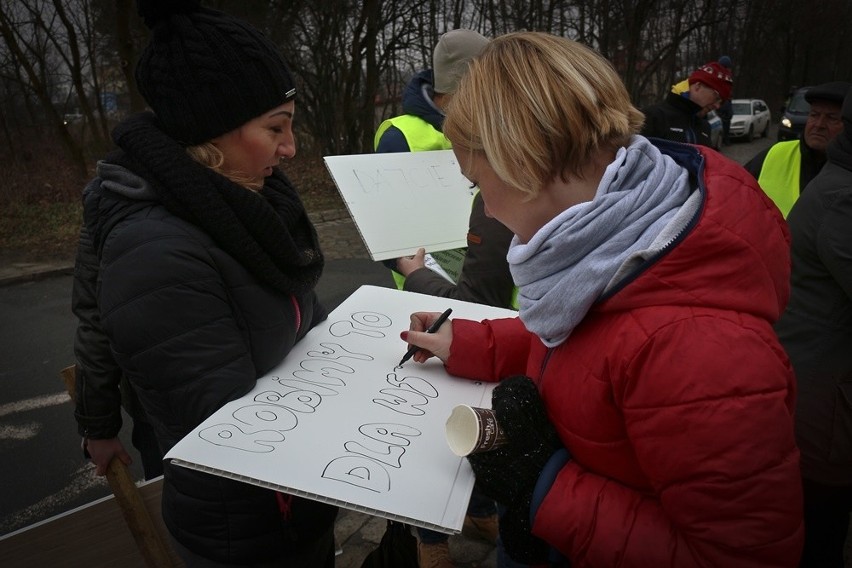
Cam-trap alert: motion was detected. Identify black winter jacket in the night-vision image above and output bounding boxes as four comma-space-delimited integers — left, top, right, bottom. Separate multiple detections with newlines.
72, 222, 154, 441
775, 133, 852, 486
71, 222, 127, 439
80, 114, 337, 563
641, 92, 714, 147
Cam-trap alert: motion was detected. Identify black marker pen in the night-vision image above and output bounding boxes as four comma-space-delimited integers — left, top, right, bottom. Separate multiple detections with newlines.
398, 308, 452, 367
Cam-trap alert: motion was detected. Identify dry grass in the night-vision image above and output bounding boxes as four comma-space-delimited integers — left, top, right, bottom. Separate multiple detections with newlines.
0, 148, 344, 263
0, 201, 83, 262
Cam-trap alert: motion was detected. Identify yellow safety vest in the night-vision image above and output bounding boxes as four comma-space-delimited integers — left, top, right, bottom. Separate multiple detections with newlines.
373, 115, 452, 153
671, 78, 689, 95
374, 114, 519, 310
757, 140, 801, 218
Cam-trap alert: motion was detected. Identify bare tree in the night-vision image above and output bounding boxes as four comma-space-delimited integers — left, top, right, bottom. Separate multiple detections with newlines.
112, 0, 146, 114
41, 0, 110, 150
257, 0, 444, 155
3, 0, 851, 181
0, 0, 88, 177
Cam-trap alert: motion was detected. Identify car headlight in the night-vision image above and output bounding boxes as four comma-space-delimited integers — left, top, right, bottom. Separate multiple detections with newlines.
781, 117, 792, 128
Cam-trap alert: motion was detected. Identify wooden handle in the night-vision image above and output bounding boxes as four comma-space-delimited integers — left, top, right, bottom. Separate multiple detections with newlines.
60, 364, 177, 567
106, 459, 176, 567
59, 365, 77, 400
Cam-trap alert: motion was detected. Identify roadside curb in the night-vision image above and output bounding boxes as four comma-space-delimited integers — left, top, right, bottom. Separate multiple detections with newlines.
0, 262, 74, 287
309, 207, 351, 224
0, 209, 353, 288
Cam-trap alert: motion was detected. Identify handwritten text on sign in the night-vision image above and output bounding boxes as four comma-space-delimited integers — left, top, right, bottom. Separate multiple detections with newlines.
197, 310, 444, 494
166, 286, 514, 532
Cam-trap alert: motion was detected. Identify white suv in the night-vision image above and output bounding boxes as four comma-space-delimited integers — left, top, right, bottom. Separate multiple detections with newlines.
729, 99, 771, 141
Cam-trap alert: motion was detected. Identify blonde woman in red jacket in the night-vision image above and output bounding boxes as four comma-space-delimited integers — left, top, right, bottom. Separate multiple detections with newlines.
401, 32, 804, 567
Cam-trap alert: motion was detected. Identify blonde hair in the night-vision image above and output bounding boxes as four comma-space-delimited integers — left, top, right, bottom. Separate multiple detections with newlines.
186, 142, 263, 191
443, 32, 644, 198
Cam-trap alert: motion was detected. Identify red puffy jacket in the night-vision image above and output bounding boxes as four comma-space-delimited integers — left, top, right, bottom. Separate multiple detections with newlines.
446, 146, 804, 567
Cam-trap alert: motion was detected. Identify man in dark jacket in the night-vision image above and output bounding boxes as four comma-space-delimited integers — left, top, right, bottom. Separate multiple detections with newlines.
374, 30, 516, 313
374, 29, 509, 567
641, 61, 733, 147
745, 81, 851, 218
774, 86, 852, 568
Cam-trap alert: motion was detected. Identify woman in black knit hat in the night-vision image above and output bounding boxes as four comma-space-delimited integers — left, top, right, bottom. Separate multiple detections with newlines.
70, 0, 337, 565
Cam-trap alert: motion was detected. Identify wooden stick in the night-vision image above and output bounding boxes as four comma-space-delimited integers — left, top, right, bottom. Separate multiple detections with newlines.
60, 365, 177, 568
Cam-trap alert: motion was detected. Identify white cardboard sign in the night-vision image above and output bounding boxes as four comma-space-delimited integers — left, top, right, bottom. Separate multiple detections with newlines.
323, 150, 475, 261
165, 286, 516, 533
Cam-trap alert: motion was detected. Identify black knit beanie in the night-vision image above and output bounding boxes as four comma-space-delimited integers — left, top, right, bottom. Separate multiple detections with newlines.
135, 0, 296, 145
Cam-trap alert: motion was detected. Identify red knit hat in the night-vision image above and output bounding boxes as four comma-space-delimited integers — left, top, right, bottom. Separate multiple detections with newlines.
688, 62, 733, 101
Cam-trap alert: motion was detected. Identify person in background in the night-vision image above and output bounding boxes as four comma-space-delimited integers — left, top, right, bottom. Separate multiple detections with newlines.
641, 60, 732, 146
374, 28, 509, 568
375, 29, 515, 309
401, 31, 804, 567
746, 80, 851, 218
671, 56, 734, 145
774, 86, 852, 568
715, 56, 735, 145
74, 0, 337, 565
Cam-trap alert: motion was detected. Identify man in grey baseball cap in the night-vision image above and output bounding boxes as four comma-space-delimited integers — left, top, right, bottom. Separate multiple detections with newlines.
373, 28, 504, 568
431, 29, 490, 95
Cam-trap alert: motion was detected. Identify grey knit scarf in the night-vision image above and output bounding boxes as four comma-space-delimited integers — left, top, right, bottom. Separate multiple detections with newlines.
508, 136, 693, 347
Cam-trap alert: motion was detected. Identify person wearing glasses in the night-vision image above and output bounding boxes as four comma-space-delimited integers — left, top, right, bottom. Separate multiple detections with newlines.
746, 81, 851, 218
641, 61, 732, 147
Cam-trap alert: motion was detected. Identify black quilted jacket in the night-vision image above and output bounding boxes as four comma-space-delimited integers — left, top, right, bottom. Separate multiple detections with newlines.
79, 158, 336, 564
641, 91, 714, 147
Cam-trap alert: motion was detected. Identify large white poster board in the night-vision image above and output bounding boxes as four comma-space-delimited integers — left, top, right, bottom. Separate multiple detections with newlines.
323, 150, 475, 261
165, 286, 516, 533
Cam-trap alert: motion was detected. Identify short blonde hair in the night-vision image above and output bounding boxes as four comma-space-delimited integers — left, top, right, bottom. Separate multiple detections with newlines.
186, 142, 263, 191
443, 32, 644, 198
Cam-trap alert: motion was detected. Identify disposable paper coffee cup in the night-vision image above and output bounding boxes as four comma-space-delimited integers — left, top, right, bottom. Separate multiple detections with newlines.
445, 404, 508, 457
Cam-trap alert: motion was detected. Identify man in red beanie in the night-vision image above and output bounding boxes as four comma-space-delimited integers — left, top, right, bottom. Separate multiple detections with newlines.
641, 61, 733, 146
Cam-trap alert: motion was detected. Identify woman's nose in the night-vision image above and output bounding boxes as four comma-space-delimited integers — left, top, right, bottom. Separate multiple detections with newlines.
278, 141, 296, 159
278, 135, 296, 159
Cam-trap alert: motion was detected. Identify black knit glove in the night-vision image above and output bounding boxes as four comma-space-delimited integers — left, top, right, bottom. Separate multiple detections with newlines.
467, 375, 564, 564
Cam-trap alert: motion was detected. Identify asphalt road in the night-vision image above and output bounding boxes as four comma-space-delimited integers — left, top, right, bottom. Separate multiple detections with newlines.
720, 123, 776, 165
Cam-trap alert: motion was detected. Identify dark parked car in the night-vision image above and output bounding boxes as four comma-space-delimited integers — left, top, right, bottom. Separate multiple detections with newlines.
778, 86, 810, 141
